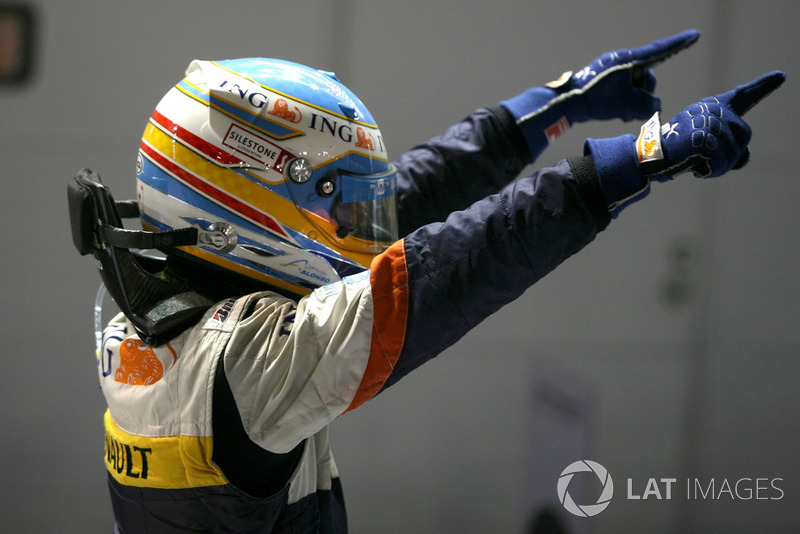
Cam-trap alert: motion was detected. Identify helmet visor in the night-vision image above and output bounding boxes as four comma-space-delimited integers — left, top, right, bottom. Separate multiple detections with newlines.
331, 164, 398, 253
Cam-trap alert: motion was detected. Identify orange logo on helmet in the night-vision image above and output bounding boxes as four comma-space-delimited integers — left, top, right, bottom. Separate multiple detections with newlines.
268, 98, 303, 124
114, 339, 177, 386
355, 127, 376, 150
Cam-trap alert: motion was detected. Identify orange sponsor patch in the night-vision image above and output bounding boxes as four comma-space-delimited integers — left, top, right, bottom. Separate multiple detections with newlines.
636, 112, 664, 163
115, 339, 178, 386
642, 137, 659, 158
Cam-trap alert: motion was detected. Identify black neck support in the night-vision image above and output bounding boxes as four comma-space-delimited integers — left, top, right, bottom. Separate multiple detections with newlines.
68, 168, 214, 345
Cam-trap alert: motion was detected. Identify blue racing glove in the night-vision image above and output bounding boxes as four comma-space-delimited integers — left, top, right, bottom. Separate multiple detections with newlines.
584, 71, 786, 216
501, 29, 700, 163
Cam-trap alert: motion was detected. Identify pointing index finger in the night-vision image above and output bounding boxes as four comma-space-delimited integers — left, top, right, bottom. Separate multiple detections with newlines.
724, 71, 787, 116
631, 29, 700, 67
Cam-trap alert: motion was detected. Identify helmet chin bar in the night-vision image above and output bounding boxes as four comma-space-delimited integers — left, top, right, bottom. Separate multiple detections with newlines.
68, 168, 223, 346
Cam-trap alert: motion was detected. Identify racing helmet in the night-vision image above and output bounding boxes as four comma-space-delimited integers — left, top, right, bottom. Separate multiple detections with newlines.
137, 58, 398, 295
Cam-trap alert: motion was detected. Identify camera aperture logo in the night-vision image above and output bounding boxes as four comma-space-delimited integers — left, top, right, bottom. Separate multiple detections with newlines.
558, 460, 614, 517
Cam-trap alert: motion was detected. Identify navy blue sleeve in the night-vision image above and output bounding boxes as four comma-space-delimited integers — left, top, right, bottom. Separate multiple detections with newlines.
381, 156, 610, 391
393, 106, 531, 236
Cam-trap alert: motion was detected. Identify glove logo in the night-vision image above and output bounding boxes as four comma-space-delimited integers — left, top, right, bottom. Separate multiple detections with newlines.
545, 70, 573, 89
574, 65, 597, 82
545, 116, 570, 143
636, 112, 664, 163
557, 460, 614, 517
662, 121, 679, 139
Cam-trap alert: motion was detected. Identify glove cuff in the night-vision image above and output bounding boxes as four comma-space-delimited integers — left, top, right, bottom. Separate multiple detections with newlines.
500, 85, 579, 163
583, 134, 650, 217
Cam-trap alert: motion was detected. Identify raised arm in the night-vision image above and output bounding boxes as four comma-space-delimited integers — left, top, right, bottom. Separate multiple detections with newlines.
394, 30, 700, 234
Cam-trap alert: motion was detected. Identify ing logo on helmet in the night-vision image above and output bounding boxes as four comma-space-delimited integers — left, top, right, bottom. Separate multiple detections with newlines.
268, 98, 303, 124
114, 339, 178, 386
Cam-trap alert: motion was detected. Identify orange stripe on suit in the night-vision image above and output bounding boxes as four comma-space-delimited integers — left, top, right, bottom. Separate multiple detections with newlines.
347, 239, 409, 411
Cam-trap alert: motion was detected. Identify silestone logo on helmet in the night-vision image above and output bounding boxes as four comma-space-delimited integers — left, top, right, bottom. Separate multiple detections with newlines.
223, 124, 290, 170
557, 460, 614, 517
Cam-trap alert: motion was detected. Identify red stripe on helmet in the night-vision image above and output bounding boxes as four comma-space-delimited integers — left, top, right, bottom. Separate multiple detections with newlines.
150, 110, 245, 166
139, 141, 289, 239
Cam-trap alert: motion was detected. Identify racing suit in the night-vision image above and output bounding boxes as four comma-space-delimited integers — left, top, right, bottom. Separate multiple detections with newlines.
99, 105, 610, 533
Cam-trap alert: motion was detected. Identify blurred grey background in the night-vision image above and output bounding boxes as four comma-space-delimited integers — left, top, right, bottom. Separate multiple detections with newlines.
1, 1, 797, 532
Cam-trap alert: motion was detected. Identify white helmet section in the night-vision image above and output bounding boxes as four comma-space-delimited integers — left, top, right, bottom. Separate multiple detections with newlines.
136, 58, 397, 295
